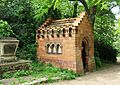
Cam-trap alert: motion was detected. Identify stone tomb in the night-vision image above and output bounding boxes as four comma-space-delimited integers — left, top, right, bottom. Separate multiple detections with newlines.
0, 37, 19, 63
36, 12, 96, 74
0, 37, 30, 78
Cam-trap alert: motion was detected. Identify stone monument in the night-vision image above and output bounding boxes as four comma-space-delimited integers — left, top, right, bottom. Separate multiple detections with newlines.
0, 37, 31, 78
0, 37, 19, 63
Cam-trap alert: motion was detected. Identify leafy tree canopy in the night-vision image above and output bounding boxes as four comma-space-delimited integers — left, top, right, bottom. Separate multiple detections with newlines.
0, 20, 13, 37
0, 0, 120, 60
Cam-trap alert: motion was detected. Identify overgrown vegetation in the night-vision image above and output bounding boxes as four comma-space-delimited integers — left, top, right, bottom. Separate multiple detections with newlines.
114, 19, 120, 54
0, 20, 13, 37
2, 62, 80, 84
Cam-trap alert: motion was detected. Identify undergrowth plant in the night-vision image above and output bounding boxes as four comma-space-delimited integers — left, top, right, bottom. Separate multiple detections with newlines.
2, 62, 80, 82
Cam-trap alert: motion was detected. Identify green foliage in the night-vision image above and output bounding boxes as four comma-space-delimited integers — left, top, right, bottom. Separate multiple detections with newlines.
90, 0, 118, 63
3, 70, 32, 78
0, 81, 3, 85
94, 48, 102, 69
0, 0, 38, 44
16, 43, 36, 60
0, 20, 13, 37
2, 62, 80, 81
94, 13, 116, 45
33, 0, 63, 25
113, 19, 120, 52
95, 40, 117, 63
0, 0, 39, 60
33, 0, 84, 20
95, 57, 102, 68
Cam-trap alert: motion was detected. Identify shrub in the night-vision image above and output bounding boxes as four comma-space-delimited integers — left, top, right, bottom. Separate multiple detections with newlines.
2, 62, 80, 80
0, 20, 13, 37
94, 40, 117, 63
16, 43, 36, 60
95, 57, 102, 68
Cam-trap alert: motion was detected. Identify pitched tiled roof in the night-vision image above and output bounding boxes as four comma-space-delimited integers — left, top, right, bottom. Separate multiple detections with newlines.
36, 12, 89, 39
38, 12, 87, 30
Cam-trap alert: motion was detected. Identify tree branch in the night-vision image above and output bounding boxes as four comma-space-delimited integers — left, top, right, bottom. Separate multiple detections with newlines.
78, 0, 89, 14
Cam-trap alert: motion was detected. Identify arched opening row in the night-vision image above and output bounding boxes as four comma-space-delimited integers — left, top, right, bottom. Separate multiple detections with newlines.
37, 27, 78, 37
46, 44, 62, 54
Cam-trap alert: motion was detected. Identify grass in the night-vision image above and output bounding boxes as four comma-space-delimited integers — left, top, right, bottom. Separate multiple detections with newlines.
0, 81, 3, 85
1, 60, 117, 85
1, 61, 80, 84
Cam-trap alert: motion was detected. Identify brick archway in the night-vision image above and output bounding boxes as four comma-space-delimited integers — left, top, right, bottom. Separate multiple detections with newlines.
82, 38, 89, 72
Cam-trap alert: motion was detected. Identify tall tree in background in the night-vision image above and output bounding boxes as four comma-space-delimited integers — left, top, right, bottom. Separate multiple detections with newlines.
0, 0, 120, 61
0, 0, 36, 45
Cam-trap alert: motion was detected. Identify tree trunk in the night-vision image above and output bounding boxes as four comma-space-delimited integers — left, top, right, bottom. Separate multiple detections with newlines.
79, 0, 97, 27
73, 1, 78, 17
79, 0, 89, 14
70, 0, 97, 27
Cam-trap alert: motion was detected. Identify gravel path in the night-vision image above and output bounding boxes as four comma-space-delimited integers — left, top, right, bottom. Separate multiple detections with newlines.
47, 58, 120, 85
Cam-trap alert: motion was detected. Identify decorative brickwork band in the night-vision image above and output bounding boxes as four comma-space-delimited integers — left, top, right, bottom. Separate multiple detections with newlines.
36, 12, 87, 39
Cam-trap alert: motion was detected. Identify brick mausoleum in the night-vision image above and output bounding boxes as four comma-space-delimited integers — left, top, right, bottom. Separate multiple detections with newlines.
36, 12, 95, 74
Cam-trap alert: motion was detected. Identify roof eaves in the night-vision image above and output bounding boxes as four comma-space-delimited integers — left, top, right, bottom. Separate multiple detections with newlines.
73, 12, 87, 27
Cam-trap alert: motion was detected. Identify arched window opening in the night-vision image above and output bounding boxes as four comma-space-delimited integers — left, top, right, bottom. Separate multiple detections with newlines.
47, 30, 49, 34
52, 29, 54, 34
47, 35, 49, 38
63, 28, 66, 37
46, 43, 62, 54
51, 29, 54, 37
42, 30, 45, 35
47, 44, 51, 53
37, 34, 40, 39
37, 30, 41, 35
81, 38, 89, 71
69, 28, 72, 37
57, 30, 60, 38
63, 28, 66, 33
57, 34, 59, 38
51, 44, 56, 54
42, 35, 44, 38
75, 28, 78, 33
56, 44, 62, 54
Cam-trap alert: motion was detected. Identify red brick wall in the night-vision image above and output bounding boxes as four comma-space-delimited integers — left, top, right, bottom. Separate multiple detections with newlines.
37, 35, 77, 71
36, 14, 95, 74
75, 15, 95, 73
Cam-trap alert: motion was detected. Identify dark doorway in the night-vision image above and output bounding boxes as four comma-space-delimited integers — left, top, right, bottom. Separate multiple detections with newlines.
82, 40, 88, 72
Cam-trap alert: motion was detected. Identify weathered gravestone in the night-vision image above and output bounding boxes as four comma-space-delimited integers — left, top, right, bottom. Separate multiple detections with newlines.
0, 37, 31, 79
0, 37, 18, 63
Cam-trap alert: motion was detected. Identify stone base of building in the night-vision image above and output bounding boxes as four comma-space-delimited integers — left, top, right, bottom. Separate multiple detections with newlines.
0, 56, 17, 63
0, 60, 31, 79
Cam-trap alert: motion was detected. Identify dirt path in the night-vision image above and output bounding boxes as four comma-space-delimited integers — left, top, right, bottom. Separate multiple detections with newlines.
47, 58, 120, 85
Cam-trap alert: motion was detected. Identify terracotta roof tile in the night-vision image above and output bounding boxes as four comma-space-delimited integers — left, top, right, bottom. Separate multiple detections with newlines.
38, 12, 87, 30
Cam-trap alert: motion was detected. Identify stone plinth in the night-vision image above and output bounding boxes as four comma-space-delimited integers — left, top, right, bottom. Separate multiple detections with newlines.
0, 60, 31, 79
0, 37, 19, 63
0, 37, 32, 79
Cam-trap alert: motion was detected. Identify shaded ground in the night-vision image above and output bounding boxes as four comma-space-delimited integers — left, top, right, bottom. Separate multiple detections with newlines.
47, 57, 120, 85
